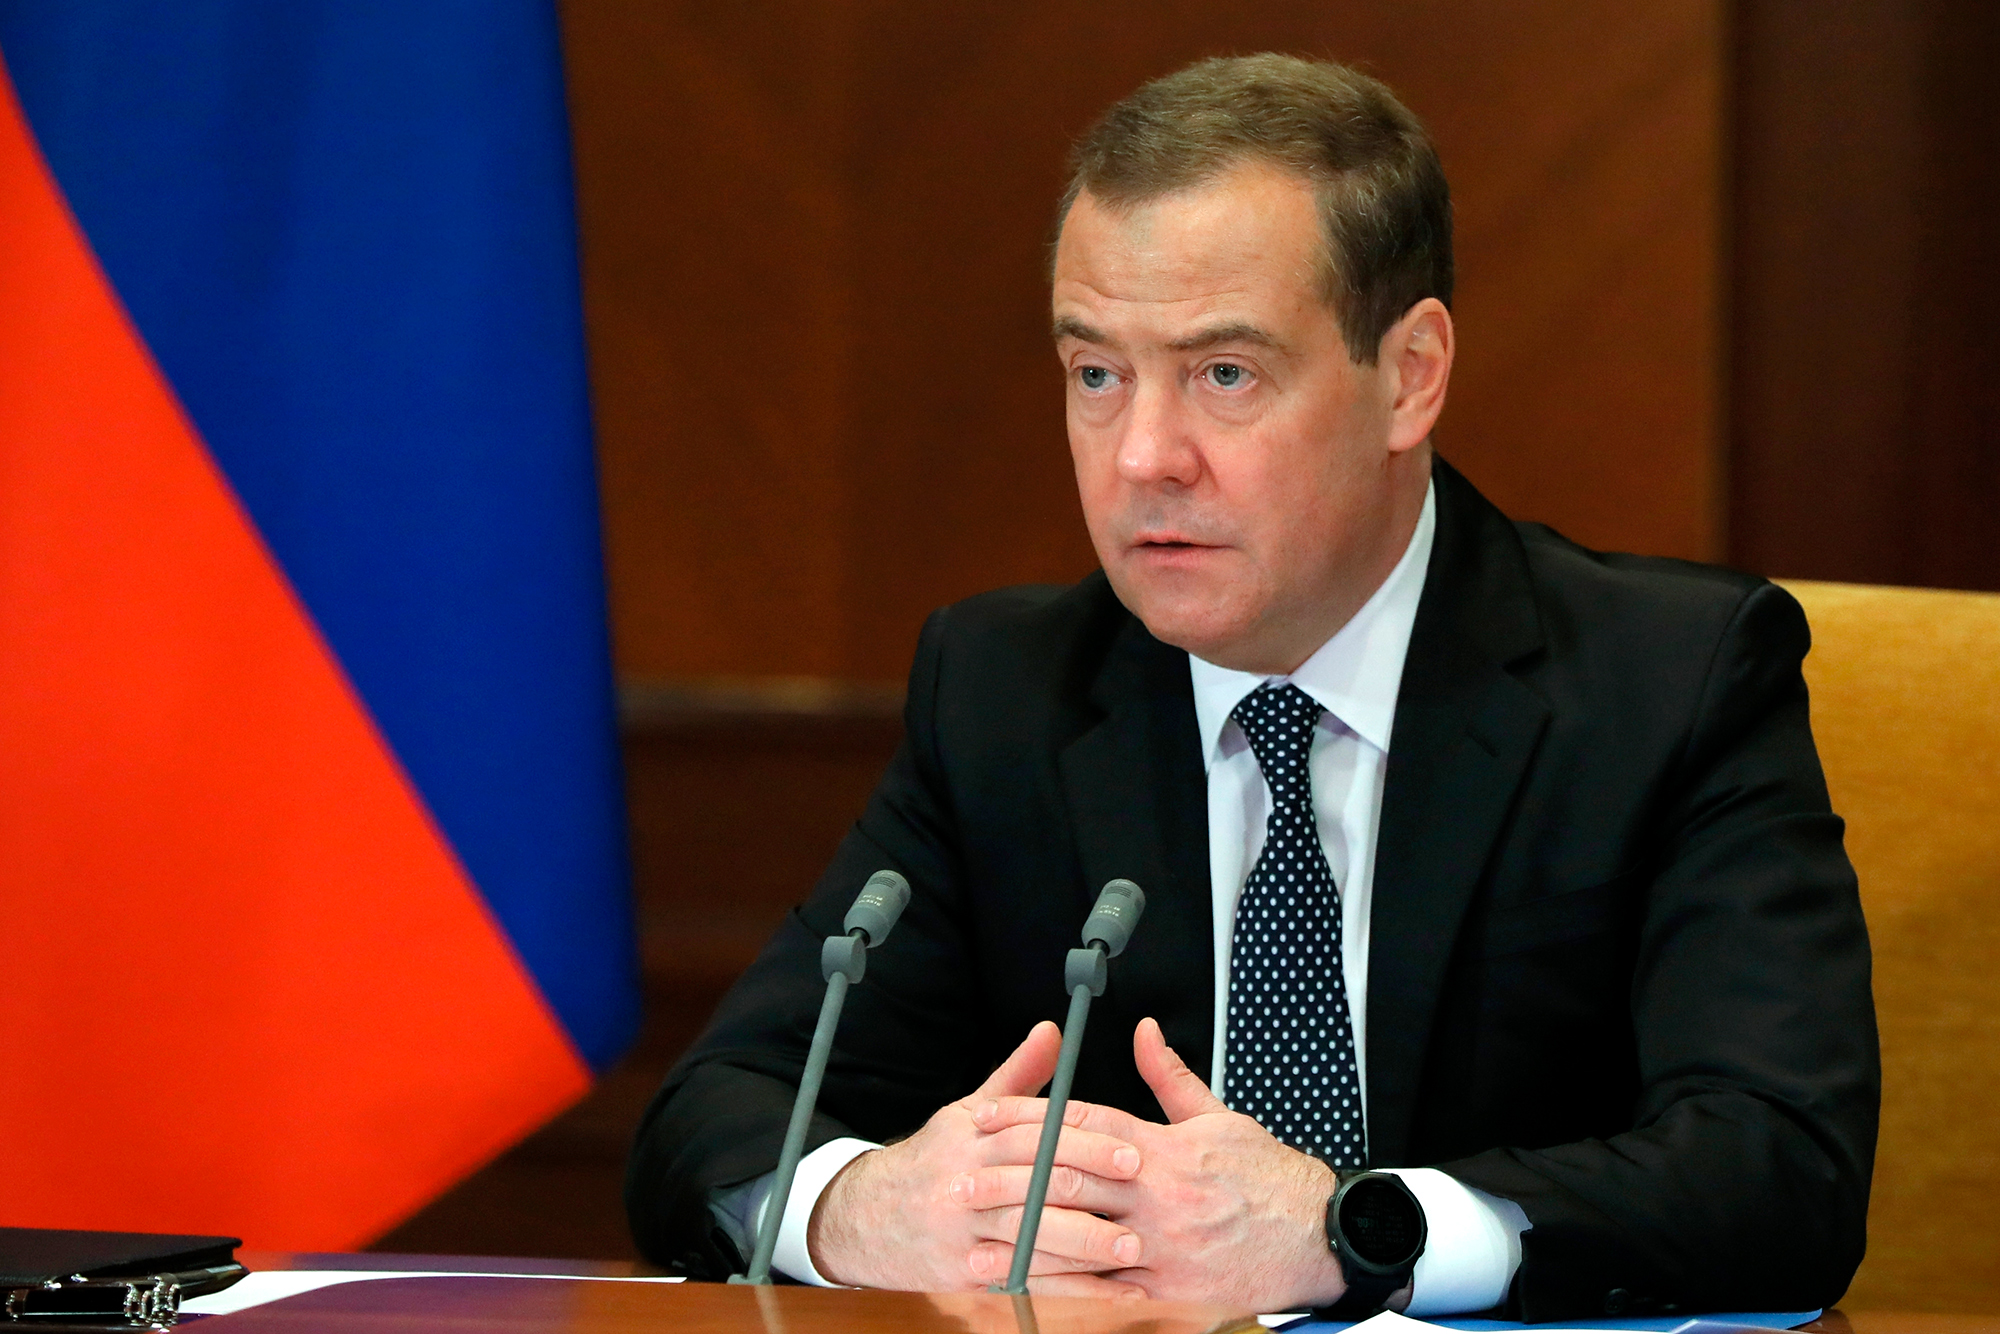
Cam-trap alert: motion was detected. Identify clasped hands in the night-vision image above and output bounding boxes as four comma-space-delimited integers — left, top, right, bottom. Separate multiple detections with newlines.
806, 1016, 1353, 1310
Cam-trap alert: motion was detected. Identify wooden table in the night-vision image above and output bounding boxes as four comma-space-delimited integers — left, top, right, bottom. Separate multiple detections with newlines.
208, 1269, 1257, 1334
211, 1255, 1997, 1334
1804, 1317, 2000, 1334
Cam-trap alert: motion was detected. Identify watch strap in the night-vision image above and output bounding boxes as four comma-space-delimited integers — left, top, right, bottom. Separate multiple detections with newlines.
1325, 1255, 1406, 1318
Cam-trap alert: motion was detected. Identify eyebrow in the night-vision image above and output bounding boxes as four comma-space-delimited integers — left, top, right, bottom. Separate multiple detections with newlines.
1049, 316, 1281, 353
1167, 322, 1279, 352
1051, 316, 1110, 344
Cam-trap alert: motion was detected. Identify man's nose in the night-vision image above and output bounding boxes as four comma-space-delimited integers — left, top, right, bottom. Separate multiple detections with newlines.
1115, 379, 1202, 487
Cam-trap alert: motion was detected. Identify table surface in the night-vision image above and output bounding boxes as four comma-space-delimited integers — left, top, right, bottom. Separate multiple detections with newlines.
207, 1271, 1258, 1334
215, 1255, 1997, 1334
1806, 1317, 2000, 1334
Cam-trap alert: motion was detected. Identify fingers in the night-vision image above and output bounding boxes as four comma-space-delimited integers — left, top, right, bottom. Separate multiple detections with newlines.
968, 1244, 1138, 1289
973, 1093, 1152, 1144
1133, 1016, 1228, 1123
964, 1245, 1145, 1299
971, 1021, 1062, 1101
965, 1119, 1141, 1179
1024, 1273, 1147, 1299
950, 1161, 1137, 1215
966, 1240, 1110, 1280
964, 1205, 1142, 1274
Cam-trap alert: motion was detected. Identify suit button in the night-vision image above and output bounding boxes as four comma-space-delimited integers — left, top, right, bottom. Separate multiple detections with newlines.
1605, 1289, 1632, 1315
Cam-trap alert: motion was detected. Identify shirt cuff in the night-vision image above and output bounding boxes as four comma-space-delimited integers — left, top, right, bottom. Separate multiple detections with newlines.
758, 1137, 881, 1287
1380, 1167, 1530, 1316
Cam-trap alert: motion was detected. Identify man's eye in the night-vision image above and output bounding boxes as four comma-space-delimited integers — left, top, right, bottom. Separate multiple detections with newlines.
1207, 363, 1248, 389
1078, 366, 1116, 391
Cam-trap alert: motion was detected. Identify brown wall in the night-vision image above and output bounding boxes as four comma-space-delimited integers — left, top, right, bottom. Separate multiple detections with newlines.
572, 0, 1727, 684
376, 705, 901, 1262
1731, 0, 2000, 591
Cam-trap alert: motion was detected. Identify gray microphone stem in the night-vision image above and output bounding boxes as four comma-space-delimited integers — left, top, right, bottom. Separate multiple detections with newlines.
997, 878, 1145, 1296
742, 961, 850, 1284
1003, 969, 1096, 1294
733, 869, 910, 1286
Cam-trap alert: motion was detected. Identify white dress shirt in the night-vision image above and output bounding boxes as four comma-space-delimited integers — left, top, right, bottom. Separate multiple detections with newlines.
717, 479, 1528, 1311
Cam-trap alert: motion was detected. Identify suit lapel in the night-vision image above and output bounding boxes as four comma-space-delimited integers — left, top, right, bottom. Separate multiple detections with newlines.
1365, 460, 1550, 1165
1058, 614, 1215, 1084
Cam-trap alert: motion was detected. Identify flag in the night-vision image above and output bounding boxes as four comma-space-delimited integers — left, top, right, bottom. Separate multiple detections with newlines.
0, 1, 639, 1247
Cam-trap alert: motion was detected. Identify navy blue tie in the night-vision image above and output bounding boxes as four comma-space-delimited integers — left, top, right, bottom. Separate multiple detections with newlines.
1221, 682, 1366, 1167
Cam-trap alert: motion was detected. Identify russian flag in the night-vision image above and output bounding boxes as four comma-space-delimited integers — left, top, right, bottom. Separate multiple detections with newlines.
0, 2, 639, 1247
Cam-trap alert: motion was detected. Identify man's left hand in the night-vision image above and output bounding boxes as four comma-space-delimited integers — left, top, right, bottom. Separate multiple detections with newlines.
965, 1017, 1373, 1311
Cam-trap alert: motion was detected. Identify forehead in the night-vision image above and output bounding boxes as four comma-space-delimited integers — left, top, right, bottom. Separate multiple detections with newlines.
1052, 163, 1324, 339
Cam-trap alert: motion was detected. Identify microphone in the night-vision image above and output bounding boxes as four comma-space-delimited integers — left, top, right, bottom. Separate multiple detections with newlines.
732, 869, 912, 1285
995, 878, 1147, 1295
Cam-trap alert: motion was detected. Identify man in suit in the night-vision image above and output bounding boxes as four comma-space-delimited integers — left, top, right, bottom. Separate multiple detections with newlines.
625, 55, 1877, 1318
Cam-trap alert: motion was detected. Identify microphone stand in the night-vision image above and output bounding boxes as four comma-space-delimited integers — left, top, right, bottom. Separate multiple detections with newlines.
995, 879, 1146, 1296
732, 869, 910, 1285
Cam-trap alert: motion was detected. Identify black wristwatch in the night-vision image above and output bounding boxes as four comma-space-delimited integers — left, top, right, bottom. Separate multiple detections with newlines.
1322, 1170, 1427, 1318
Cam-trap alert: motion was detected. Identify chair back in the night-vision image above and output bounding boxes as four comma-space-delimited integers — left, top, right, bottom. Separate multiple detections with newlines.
1781, 579, 2000, 1314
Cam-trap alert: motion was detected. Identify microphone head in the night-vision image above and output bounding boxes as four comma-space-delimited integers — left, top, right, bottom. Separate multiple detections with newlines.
844, 869, 911, 947
1081, 878, 1146, 957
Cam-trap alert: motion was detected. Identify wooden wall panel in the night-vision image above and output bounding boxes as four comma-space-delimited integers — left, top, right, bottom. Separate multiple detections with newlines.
1731, 0, 2000, 591
568, 4, 864, 680
566, 0, 1726, 684
377, 710, 903, 1262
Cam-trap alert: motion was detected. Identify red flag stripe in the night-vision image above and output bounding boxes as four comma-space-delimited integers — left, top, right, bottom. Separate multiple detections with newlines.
0, 59, 588, 1247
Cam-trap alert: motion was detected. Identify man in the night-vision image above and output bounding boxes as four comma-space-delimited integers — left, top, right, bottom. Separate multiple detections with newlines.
626, 55, 1877, 1319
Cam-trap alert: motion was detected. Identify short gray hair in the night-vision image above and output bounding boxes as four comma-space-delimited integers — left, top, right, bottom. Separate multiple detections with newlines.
1060, 54, 1453, 364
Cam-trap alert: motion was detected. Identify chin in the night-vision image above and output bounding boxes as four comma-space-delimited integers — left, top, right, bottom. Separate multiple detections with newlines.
1119, 588, 1252, 663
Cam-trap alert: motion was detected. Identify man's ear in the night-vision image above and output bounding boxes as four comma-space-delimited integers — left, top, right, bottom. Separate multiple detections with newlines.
1382, 298, 1454, 454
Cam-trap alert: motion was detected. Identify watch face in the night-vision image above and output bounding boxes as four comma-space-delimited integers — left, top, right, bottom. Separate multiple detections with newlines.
1340, 1178, 1423, 1267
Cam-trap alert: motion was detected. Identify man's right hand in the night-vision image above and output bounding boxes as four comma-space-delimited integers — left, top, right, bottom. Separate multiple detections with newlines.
806, 1021, 1148, 1295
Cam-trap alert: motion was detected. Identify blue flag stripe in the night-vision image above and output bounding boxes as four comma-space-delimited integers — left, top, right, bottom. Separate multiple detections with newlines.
0, 0, 639, 1070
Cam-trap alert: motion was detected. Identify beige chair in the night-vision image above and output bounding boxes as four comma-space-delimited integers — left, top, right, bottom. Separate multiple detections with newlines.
1779, 581, 2000, 1314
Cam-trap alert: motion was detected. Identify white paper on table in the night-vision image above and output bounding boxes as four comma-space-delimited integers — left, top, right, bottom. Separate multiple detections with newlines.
180, 1269, 685, 1316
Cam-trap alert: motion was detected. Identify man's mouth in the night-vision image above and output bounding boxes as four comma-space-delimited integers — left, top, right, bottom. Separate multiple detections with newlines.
1128, 534, 1226, 563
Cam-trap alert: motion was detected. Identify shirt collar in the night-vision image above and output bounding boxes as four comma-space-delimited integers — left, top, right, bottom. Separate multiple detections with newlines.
1187, 477, 1436, 767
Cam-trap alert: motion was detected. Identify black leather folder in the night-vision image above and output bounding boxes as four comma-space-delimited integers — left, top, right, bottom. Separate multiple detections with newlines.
0, 1227, 244, 1328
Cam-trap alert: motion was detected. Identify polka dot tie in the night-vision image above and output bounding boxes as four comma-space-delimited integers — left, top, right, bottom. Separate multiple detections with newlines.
1222, 682, 1366, 1168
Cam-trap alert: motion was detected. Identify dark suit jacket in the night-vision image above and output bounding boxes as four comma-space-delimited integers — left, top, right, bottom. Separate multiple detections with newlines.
625, 459, 1878, 1320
